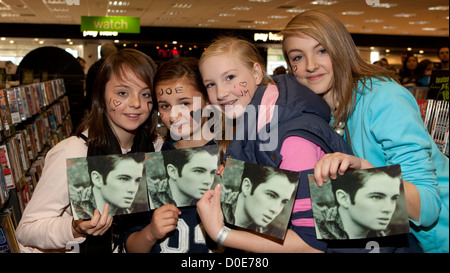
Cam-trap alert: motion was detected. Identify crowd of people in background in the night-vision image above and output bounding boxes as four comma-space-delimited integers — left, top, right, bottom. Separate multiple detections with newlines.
373, 46, 449, 87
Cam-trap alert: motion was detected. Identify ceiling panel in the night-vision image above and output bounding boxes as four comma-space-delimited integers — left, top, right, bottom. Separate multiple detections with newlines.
0, 0, 448, 37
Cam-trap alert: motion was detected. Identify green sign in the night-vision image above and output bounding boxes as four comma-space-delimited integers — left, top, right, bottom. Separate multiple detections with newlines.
81, 16, 140, 34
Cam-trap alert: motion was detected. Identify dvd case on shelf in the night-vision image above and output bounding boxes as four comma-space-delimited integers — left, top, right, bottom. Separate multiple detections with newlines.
1, 79, 71, 210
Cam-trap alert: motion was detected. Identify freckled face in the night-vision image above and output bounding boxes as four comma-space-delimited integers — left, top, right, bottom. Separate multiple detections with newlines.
156, 78, 209, 139
105, 68, 153, 135
200, 54, 262, 119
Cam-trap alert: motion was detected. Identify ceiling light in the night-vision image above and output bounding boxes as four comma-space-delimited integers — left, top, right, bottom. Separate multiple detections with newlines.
311, 1, 337, 5
286, 8, 307, 13
370, 3, 397, 8
172, 3, 192, 9
428, 6, 449, 11
268, 15, 288, 19
233, 6, 252, 11
1, 13, 19, 17
394, 13, 416, 18
43, 0, 66, 4
164, 11, 181, 15
364, 19, 384, 23
109, 1, 130, 6
50, 7, 69, 12
341, 11, 364, 15
422, 27, 438, 31
108, 9, 127, 13
409, 21, 429, 25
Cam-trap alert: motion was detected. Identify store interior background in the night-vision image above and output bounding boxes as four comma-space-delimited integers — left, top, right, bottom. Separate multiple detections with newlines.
0, 0, 448, 77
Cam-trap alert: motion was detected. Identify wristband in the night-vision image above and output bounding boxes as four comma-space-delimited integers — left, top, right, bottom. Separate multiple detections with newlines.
72, 218, 87, 236
215, 226, 231, 245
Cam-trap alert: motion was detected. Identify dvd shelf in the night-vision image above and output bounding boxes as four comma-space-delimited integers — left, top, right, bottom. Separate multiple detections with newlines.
0, 79, 73, 253
423, 100, 449, 157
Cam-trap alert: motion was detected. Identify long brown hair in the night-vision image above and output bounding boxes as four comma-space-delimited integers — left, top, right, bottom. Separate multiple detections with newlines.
280, 10, 398, 126
76, 48, 158, 147
154, 57, 208, 102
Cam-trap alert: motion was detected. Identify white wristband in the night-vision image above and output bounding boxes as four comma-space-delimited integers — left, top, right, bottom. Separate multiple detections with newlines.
215, 226, 231, 245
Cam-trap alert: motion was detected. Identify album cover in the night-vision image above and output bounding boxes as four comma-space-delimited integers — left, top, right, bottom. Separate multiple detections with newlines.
145, 144, 220, 209
308, 165, 410, 242
221, 158, 300, 240
67, 153, 150, 220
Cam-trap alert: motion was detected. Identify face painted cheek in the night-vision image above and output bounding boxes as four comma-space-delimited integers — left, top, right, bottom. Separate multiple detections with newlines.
229, 84, 244, 98
107, 98, 118, 114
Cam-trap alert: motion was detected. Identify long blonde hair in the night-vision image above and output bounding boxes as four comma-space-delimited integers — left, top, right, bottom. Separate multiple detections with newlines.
280, 10, 398, 126
199, 36, 275, 159
199, 36, 274, 86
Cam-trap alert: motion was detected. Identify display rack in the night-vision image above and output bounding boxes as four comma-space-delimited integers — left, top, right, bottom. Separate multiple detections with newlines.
0, 79, 73, 253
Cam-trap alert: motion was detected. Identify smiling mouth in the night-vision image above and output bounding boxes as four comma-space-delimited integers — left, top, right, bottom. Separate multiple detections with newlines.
221, 99, 238, 107
306, 74, 324, 81
125, 113, 141, 118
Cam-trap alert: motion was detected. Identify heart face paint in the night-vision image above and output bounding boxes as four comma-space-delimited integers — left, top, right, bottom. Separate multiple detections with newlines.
200, 53, 261, 120
105, 69, 153, 135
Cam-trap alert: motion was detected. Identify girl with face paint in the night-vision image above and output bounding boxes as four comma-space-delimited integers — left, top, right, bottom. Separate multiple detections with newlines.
16, 49, 162, 253
196, 36, 351, 253
154, 57, 216, 150
124, 57, 222, 253
281, 10, 448, 253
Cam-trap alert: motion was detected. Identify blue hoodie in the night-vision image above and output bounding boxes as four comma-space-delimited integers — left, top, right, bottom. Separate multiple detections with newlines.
347, 77, 448, 253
